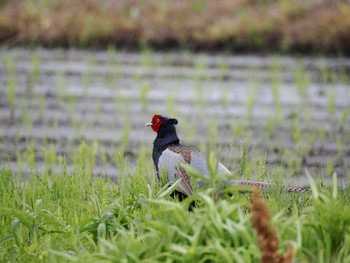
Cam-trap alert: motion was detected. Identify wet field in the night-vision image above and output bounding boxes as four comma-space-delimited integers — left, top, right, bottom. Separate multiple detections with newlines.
1, 49, 349, 184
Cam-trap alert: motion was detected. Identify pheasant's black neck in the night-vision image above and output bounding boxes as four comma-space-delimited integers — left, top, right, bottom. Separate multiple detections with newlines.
152, 123, 180, 179
153, 122, 180, 147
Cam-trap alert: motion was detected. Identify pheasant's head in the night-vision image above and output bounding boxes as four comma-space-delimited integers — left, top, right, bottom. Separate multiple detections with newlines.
145, 114, 178, 133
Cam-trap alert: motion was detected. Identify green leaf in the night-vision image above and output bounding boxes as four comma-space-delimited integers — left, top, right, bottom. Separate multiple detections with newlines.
332, 173, 338, 199
0, 234, 13, 244
180, 163, 208, 181
47, 249, 78, 261
306, 171, 318, 200
97, 223, 106, 239
0, 207, 33, 229
39, 209, 66, 227
79, 217, 97, 228
207, 151, 218, 180
238, 144, 248, 178
156, 179, 182, 199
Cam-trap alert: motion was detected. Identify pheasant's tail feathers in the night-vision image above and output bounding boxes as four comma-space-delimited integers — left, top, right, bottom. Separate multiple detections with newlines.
232, 179, 269, 189
232, 180, 310, 193
285, 185, 310, 193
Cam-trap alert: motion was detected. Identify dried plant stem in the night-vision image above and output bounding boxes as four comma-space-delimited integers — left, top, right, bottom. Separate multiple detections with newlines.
251, 188, 294, 263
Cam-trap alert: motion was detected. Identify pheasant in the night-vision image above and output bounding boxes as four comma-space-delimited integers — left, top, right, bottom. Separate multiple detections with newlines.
146, 114, 309, 199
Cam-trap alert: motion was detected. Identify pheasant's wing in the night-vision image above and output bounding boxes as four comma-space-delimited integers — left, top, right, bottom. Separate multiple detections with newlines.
175, 166, 193, 196
158, 146, 193, 196
162, 144, 233, 196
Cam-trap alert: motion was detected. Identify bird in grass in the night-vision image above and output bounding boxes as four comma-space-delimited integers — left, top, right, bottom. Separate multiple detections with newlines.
146, 114, 309, 199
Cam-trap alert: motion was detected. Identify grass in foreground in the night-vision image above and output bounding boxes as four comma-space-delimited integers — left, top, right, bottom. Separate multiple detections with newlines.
1, 143, 350, 262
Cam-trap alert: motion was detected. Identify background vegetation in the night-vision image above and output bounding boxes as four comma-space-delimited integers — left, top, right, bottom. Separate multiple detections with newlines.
1, 0, 350, 54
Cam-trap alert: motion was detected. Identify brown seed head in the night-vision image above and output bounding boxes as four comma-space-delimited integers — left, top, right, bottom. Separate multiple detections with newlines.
251, 188, 294, 263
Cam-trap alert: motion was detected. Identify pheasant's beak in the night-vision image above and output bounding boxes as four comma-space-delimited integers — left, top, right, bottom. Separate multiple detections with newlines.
145, 122, 153, 127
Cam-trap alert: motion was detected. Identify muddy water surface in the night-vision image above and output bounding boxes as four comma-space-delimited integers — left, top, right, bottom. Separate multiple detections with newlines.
1, 49, 349, 185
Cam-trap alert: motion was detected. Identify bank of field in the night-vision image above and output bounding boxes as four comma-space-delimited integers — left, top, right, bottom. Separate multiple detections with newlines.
1, 0, 350, 53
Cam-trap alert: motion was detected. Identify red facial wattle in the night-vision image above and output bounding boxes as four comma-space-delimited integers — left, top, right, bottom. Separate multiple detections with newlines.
151, 115, 164, 132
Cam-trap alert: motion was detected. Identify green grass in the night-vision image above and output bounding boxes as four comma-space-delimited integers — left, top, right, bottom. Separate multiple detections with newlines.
5, 56, 16, 120
140, 81, 150, 110
28, 53, 41, 89
1, 147, 350, 262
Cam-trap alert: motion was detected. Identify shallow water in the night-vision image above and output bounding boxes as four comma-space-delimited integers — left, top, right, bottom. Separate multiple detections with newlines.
1, 49, 349, 185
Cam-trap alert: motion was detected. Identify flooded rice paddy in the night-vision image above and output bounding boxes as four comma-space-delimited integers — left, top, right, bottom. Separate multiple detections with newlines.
0, 49, 349, 185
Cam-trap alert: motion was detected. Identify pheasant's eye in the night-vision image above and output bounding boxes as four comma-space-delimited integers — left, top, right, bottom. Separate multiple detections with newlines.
156, 119, 160, 123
